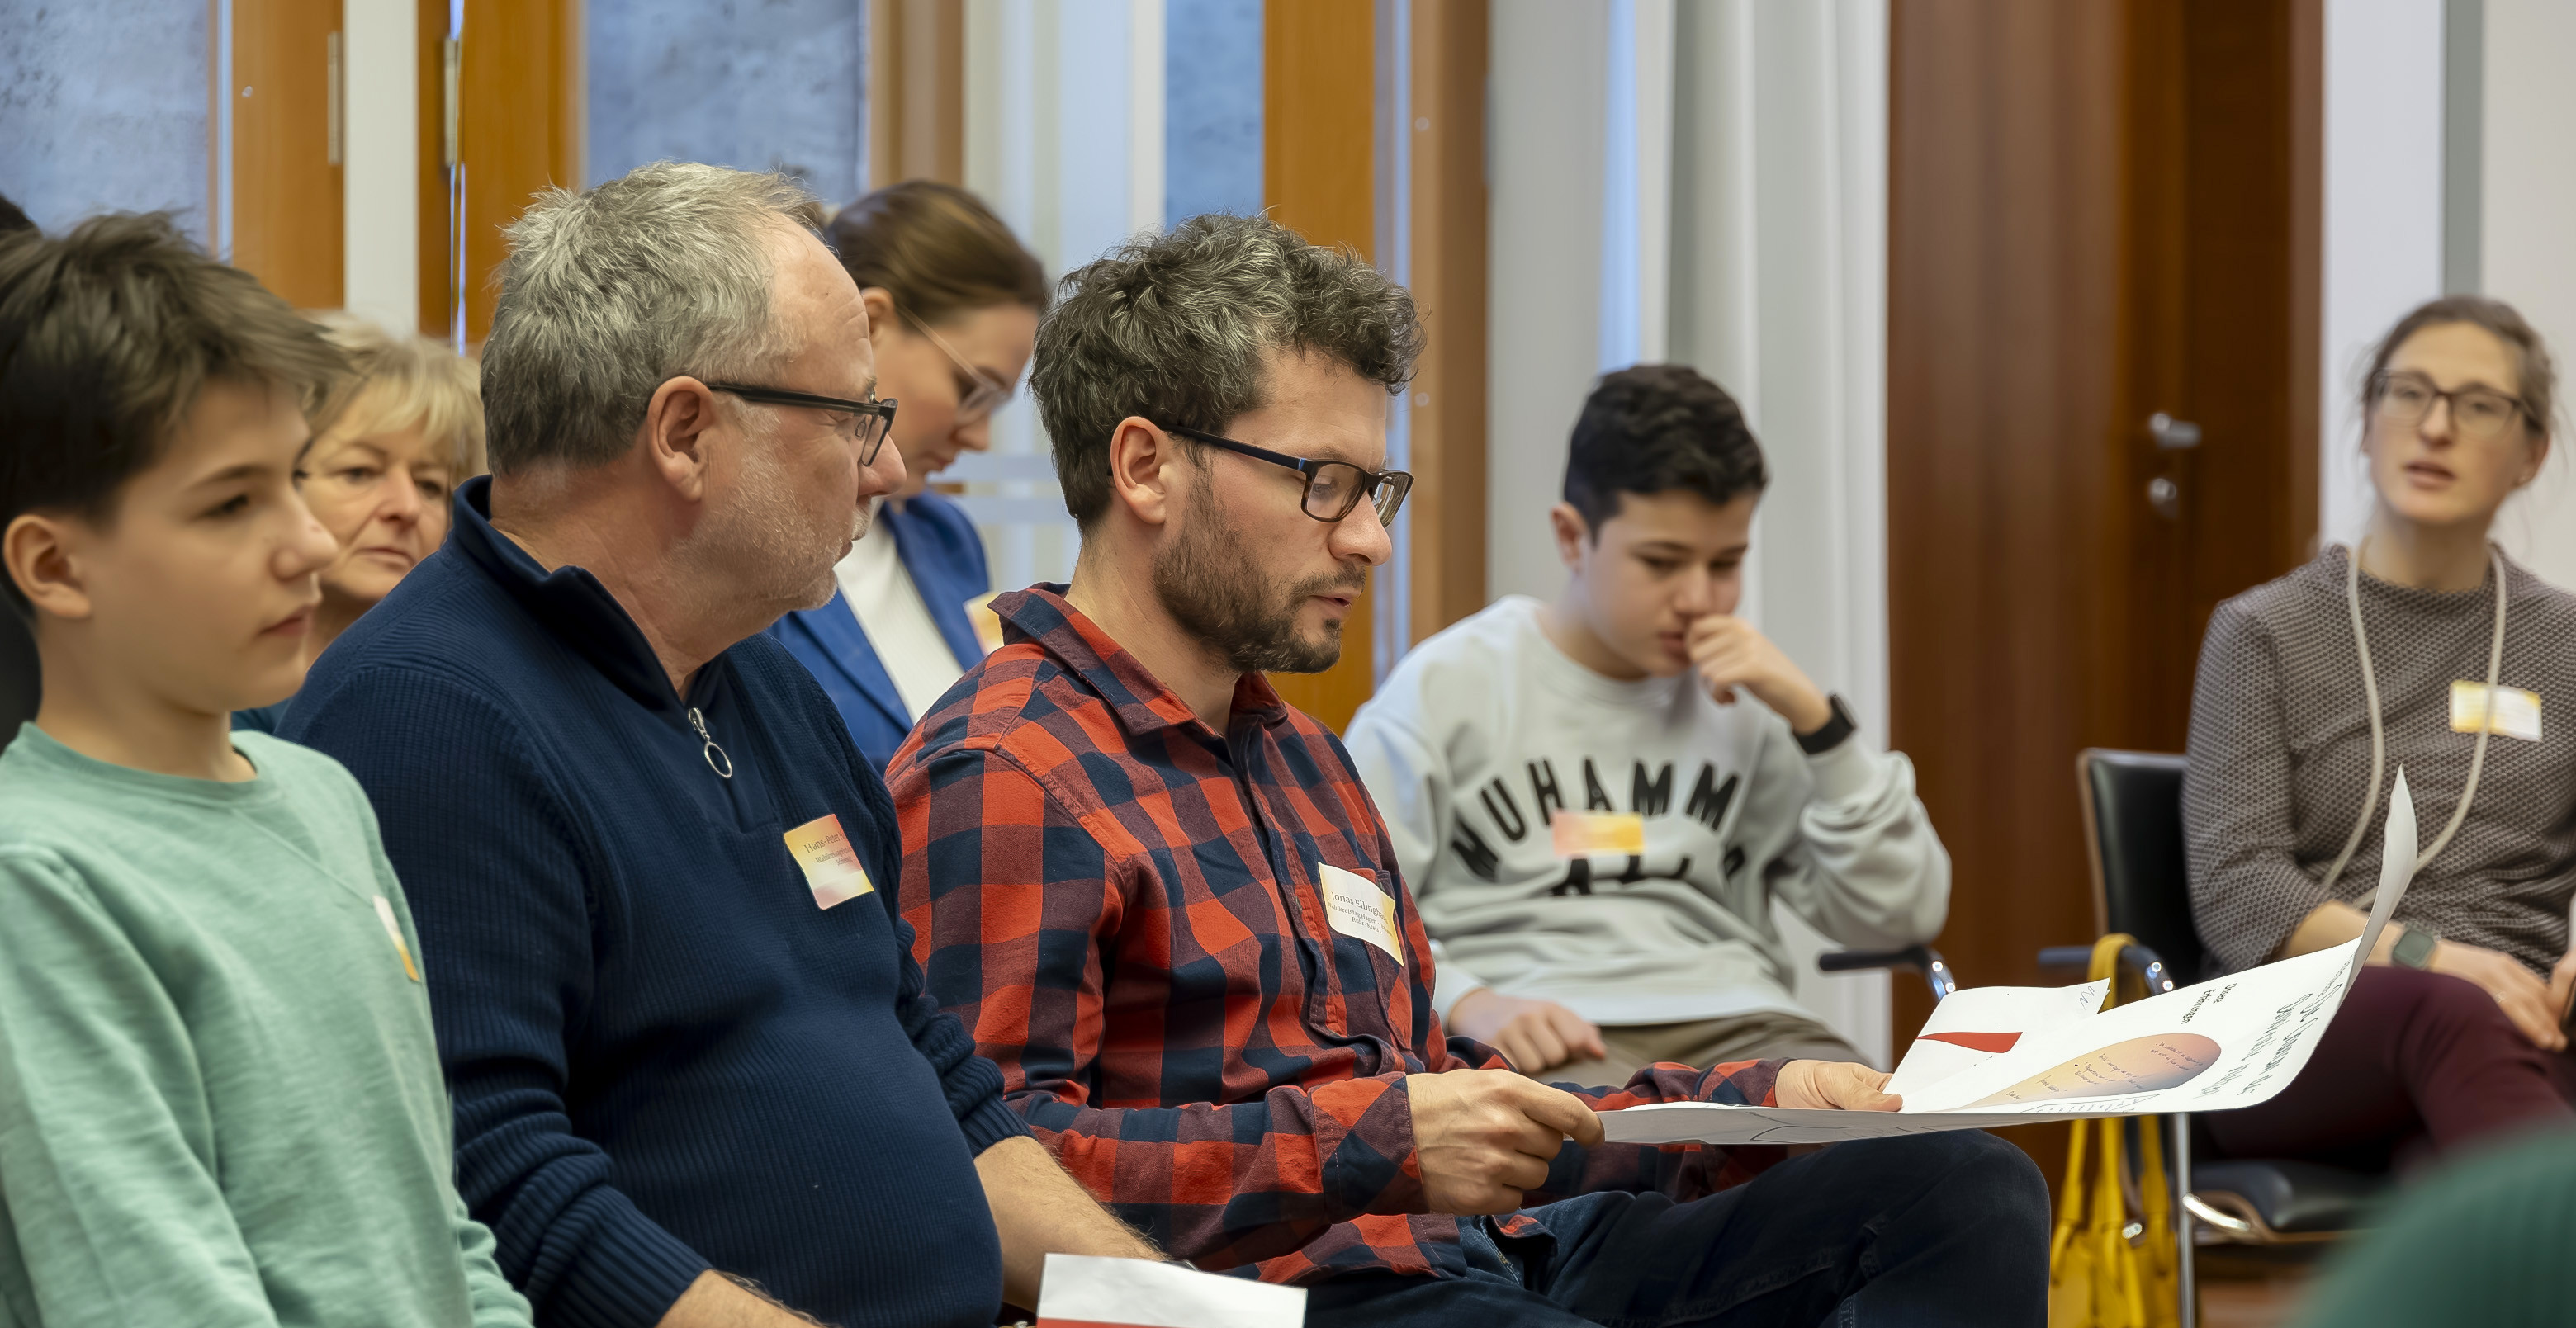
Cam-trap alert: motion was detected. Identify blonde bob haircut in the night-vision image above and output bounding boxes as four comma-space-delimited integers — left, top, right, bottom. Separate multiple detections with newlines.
309, 311, 487, 478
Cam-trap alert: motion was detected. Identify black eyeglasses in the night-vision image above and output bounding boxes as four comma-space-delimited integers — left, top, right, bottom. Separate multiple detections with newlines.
702, 381, 900, 466
2369, 371, 2536, 444
896, 306, 1015, 423
1168, 425, 1413, 526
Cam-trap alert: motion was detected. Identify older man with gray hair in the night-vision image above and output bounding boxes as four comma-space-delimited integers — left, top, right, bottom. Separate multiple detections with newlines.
283, 163, 1155, 1328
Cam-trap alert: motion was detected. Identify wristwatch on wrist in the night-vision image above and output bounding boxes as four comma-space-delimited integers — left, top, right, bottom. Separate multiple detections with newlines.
2391, 925, 2439, 971
1796, 695, 1858, 755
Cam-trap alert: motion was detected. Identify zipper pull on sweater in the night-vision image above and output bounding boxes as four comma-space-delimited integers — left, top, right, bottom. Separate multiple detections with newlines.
689, 707, 734, 779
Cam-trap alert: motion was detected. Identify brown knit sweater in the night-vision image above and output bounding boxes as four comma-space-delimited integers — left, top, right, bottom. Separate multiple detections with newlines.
2184, 545, 2576, 976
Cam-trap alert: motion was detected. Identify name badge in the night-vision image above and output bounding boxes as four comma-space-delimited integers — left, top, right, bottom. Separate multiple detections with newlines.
1551, 809, 1646, 858
784, 814, 875, 909
372, 896, 423, 983
964, 591, 1006, 655
2451, 681, 2544, 743
1318, 863, 1404, 965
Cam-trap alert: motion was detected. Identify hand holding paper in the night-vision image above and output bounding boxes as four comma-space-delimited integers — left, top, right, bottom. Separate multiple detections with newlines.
1602, 770, 2424, 1147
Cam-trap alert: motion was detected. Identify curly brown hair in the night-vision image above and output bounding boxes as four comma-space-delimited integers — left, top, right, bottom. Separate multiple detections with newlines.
1031, 213, 1423, 529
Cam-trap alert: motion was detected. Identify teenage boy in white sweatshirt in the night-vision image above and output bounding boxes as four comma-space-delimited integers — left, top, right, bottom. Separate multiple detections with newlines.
1346, 364, 1949, 1080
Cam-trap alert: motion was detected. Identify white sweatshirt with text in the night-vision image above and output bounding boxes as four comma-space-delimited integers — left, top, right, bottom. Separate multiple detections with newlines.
1344, 596, 1950, 1026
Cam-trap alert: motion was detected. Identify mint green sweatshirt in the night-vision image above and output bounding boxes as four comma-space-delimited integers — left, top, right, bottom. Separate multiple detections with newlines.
0, 725, 530, 1328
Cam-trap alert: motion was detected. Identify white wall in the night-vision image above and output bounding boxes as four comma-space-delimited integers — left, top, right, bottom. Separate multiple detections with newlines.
2319, 0, 2446, 554
2481, 0, 2576, 585
2319, 0, 2576, 589
343, 0, 419, 332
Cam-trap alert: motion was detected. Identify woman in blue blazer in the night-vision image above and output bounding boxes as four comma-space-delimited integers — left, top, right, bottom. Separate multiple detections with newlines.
770, 182, 1047, 770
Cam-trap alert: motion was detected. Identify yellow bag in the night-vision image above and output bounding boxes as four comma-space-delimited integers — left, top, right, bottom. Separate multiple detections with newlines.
2046, 934, 2182, 1328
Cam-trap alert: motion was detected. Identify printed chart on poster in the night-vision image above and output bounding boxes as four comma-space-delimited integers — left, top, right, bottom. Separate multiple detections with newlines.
1604, 772, 2423, 1148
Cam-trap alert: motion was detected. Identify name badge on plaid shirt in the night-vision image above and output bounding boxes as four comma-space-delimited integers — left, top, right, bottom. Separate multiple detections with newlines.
1318, 864, 1404, 966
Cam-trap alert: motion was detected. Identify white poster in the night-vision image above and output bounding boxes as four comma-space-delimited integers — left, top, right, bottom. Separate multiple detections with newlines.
1604, 771, 2420, 1147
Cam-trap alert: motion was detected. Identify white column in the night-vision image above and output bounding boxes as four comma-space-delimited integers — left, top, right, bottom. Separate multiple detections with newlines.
343, 0, 419, 331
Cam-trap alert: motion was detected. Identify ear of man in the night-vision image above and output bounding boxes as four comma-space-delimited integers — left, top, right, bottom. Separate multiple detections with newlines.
1103, 416, 1184, 530
642, 376, 727, 505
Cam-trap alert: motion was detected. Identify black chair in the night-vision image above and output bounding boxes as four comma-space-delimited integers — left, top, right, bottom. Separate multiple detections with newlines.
2044, 750, 2384, 1265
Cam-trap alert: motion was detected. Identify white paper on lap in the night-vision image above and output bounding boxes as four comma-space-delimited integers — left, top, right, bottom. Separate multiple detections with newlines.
1603, 769, 2421, 1147
1034, 1255, 1305, 1328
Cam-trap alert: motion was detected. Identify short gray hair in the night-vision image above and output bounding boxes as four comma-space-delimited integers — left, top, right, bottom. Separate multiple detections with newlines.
481, 162, 826, 472
1032, 213, 1423, 528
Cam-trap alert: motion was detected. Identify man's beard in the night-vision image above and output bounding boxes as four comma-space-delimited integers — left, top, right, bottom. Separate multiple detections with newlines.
1153, 486, 1364, 675
689, 434, 855, 619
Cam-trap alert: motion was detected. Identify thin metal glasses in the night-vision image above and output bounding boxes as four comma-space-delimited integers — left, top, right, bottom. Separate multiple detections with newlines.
1168, 425, 1413, 526
2370, 371, 2536, 444
702, 381, 900, 466
897, 306, 1016, 423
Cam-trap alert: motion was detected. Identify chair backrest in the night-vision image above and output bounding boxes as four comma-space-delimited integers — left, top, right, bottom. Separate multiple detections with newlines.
2076, 749, 2207, 984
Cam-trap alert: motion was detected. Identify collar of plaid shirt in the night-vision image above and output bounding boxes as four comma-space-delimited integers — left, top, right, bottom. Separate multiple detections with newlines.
894, 586, 1786, 1287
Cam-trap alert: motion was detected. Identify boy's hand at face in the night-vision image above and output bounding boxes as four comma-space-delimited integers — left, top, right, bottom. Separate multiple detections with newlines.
1683, 616, 1833, 735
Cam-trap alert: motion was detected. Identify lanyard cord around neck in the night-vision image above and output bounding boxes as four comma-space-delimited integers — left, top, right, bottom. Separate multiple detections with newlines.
2319, 539, 2510, 904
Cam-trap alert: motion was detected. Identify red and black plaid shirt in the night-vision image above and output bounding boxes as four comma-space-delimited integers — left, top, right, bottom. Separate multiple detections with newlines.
886, 588, 1783, 1283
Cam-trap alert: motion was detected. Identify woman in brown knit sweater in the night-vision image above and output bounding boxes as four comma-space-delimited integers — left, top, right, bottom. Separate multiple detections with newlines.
2184, 295, 2576, 1170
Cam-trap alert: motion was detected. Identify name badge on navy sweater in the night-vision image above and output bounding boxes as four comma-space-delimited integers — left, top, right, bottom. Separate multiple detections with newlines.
784, 814, 875, 909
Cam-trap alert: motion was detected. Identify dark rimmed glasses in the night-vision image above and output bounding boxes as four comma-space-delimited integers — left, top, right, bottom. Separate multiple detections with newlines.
897, 306, 1016, 423
2369, 370, 2536, 444
702, 381, 900, 466
1169, 425, 1413, 526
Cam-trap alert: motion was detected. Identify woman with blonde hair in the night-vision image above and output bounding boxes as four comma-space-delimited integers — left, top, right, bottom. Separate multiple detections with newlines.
2186, 295, 2576, 1170
233, 314, 483, 732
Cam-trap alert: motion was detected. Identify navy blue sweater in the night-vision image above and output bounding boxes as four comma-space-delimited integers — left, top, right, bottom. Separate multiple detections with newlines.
282, 478, 1024, 1328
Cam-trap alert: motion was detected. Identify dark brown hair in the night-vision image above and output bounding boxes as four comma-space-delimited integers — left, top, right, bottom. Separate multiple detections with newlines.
1565, 365, 1768, 535
2365, 295, 2559, 441
1033, 214, 1422, 530
825, 181, 1046, 328
0, 212, 346, 532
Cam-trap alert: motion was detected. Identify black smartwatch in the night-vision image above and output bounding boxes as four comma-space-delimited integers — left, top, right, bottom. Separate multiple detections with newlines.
1796, 695, 1859, 756
2391, 925, 2439, 971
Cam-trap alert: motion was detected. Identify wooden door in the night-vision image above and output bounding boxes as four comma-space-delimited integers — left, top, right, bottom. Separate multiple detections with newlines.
228, 0, 345, 309
1262, 0, 1378, 731
1885, 0, 2320, 1179
417, 0, 582, 344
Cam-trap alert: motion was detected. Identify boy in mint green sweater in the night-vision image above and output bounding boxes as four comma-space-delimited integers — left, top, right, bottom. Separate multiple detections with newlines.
0, 215, 531, 1328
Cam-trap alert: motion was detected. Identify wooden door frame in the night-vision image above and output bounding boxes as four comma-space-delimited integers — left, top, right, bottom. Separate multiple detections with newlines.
1404, 0, 1491, 645
416, 0, 582, 347
867, 0, 965, 190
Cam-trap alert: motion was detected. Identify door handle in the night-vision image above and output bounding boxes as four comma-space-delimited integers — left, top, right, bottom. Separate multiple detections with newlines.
2149, 412, 2201, 450
2147, 476, 2181, 520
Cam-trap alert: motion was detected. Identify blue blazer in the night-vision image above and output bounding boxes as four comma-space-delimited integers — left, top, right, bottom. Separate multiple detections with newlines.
769, 490, 989, 772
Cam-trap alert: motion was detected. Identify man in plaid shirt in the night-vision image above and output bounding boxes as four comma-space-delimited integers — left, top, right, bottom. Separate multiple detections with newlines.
887, 215, 2048, 1326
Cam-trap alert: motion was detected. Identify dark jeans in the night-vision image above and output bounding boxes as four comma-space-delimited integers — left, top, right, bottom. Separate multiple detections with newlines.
2204, 965, 2576, 1173
1302, 1131, 2048, 1328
